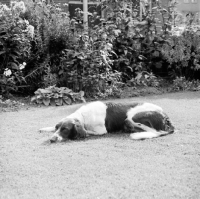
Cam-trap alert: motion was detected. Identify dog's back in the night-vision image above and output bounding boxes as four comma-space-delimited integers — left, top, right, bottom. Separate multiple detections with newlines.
105, 102, 139, 132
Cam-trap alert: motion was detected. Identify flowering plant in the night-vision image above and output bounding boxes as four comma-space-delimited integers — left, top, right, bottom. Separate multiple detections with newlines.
0, 2, 32, 95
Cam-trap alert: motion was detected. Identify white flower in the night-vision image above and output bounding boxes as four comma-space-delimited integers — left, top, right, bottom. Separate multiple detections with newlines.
27, 25, 34, 39
11, 1, 26, 14
19, 63, 26, 70
4, 69, 12, 77
1, 4, 11, 11
24, 19, 29, 26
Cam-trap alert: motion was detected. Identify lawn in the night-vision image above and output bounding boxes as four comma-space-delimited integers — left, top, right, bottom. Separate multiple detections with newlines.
0, 91, 200, 199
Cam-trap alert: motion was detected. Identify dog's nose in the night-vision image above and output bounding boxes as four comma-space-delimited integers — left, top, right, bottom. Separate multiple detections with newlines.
50, 136, 58, 143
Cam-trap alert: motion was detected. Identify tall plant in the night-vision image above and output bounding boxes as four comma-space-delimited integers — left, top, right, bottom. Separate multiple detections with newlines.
19, 0, 71, 92
0, 1, 31, 95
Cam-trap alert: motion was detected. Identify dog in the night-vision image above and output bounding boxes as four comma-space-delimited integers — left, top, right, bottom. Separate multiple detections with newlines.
39, 101, 175, 142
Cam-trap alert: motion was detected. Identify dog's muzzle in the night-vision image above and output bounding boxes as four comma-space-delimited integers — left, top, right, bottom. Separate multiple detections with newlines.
50, 136, 58, 143
50, 133, 63, 143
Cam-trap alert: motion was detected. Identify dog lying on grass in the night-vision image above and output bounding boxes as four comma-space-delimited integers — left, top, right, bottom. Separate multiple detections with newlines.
39, 101, 174, 142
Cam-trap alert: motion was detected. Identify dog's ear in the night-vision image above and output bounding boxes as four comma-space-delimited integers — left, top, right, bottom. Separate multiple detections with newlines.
69, 119, 87, 139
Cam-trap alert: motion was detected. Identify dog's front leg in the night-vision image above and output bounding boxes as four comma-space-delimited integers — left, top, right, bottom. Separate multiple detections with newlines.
128, 119, 157, 133
39, 126, 55, 133
126, 119, 165, 140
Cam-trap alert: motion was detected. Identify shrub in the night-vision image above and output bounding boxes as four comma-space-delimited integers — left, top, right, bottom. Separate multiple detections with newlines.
31, 85, 85, 106
97, 0, 175, 82
19, 0, 72, 93
127, 71, 159, 87
0, 2, 31, 95
161, 27, 200, 79
55, 3, 126, 97
171, 76, 200, 91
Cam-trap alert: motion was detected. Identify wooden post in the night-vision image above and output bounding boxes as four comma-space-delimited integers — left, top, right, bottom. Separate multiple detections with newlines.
83, 0, 88, 31
140, 0, 143, 21
149, 0, 152, 14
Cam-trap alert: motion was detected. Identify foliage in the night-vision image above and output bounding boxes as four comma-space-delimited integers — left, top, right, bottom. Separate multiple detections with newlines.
161, 27, 200, 79
1, 0, 200, 99
58, 34, 123, 97
19, 0, 71, 93
127, 71, 159, 87
0, 95, 25, 109
55, 2, 127, 97
171, 76, 200, 92
95, 0, 176, 83
56, 0, 167, 97
0, 2, 31, 94
0, 74, 17, 95
31, 85, 85, 106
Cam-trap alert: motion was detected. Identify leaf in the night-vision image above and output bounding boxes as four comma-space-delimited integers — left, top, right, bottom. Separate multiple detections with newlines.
63, 97, 72, 105
36, 98, 43, 104
34, 88, 52, 95
144, 74, 149, 79
80, 97, 86, 103
43, 98, 50, 106
155, 62, 162, 69
113, 29, 121, 36
55, 98, 63, 106
50, 98, 56, 106
79, 91, 84, 97
127, 66, 133, 72
138, 55, 147, 60
31, 96, 37, 103
58, 70, 64, 75
60, 87, 72, 94
0, 50, 6, 55
10, 62, 19, 70
162, 8, 168, 13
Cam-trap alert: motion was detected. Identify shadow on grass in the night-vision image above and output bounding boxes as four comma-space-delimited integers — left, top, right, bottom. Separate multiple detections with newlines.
41, 133, 131, 146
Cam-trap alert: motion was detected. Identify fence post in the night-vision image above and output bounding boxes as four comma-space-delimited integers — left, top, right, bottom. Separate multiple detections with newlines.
83, 0, 88, 31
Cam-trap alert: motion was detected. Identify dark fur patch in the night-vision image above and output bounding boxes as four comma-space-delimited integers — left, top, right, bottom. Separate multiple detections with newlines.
105, 102, 140, 132
68, 119, 87, 140
132, 111, 174, 133
58, 121, 74, 139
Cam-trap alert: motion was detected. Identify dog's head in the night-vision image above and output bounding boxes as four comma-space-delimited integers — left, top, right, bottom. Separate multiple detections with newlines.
50, 118, 87, 143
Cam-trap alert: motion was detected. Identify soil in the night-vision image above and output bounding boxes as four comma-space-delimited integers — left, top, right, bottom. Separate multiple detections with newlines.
0, 91, 200, 199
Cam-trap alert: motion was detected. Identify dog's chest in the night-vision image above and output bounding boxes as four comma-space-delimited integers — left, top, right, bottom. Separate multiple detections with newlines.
79, 101, 108, 134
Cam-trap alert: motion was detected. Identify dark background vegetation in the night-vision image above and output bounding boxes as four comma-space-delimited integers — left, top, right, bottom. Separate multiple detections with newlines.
1, 0, 200, 102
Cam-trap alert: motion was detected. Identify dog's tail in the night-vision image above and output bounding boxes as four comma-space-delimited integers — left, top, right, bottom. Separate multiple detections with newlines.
130, 130, 173, 140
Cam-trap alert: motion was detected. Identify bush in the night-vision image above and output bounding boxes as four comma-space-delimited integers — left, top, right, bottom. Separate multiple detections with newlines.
97, 0, 175, 82
31, 85, 85, 106
171, 76, 200, 91
20, 0, 72, 93
0, 2, 31, 94
161, 27, 200, 79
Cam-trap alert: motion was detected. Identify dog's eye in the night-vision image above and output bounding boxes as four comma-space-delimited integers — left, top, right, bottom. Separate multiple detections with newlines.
60, 126, 69, 132
55, 125, 59, 130
55, 123, 62, 130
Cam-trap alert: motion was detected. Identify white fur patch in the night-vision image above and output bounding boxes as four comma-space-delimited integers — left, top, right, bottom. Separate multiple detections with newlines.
68, 101, 108, 136
126, 103, 163, 120
130, 132, 160, 140
51, 131, 64, 141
